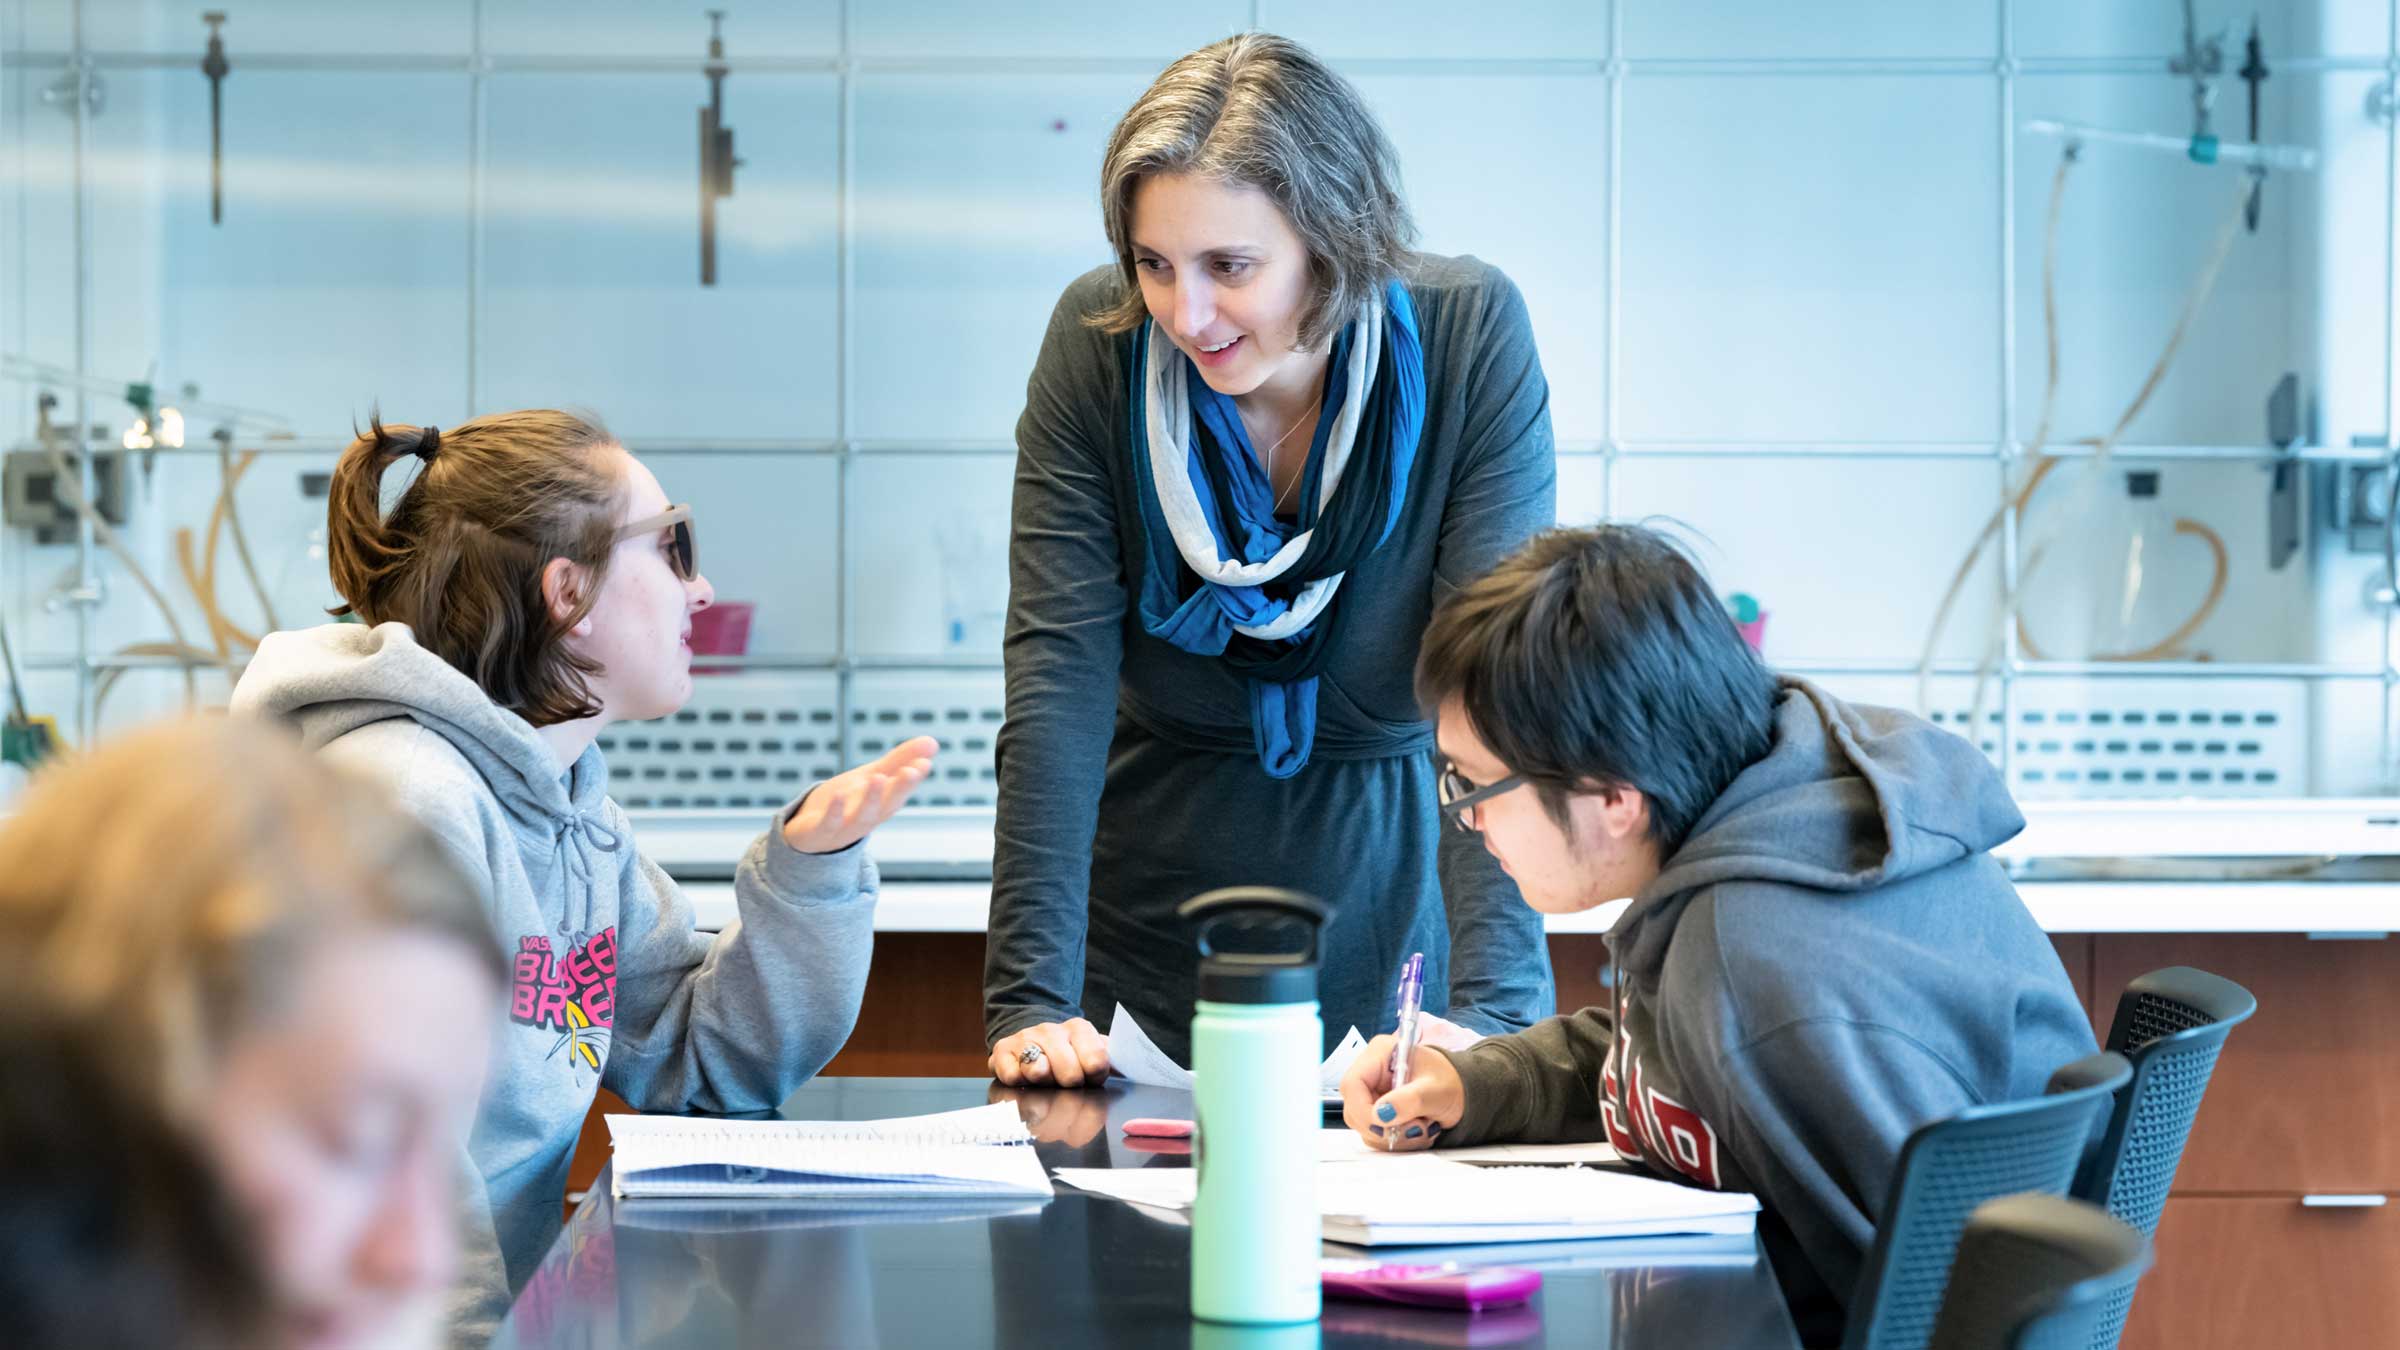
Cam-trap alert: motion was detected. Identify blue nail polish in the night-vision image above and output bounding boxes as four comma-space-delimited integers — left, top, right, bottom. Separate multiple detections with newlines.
1405, 1125, 1424, 1139
1375, 1103, 1396, 1122
1369, 1124, 1384, 1136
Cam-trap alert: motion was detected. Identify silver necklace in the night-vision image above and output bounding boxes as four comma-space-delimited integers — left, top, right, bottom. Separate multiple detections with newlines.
1261, 406, 1315, 514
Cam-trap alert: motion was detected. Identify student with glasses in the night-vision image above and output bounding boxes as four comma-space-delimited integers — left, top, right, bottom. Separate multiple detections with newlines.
233, 410, 937, 1345
1337, 524, 2096, 1345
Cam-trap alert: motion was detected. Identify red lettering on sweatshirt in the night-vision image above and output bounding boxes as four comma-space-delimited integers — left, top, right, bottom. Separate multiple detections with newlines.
1599, 993, 1724, 1191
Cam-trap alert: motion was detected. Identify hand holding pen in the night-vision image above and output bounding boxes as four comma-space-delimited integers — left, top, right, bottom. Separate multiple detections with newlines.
1336, 952, 1469, 1152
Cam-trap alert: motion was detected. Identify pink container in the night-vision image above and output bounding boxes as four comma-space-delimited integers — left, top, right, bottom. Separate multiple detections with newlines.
688, 602, 754, 672
1736, 613, 1769, 654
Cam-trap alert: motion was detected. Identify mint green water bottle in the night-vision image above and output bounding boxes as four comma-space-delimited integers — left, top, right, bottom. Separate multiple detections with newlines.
1179, 886, 1329, 1326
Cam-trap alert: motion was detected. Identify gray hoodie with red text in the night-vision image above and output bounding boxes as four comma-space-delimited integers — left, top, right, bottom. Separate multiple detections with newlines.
1438, 679, 2094, 1340
234, 622, 877, 1347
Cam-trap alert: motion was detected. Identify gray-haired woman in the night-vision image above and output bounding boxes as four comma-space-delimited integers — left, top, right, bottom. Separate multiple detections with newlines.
985, 33, 1557, 1084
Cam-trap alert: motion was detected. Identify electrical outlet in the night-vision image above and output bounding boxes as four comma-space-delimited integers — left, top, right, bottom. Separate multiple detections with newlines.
2, 447, 131, 544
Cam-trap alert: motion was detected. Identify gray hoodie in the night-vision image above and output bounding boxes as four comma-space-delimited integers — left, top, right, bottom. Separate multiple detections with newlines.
1439, 678, 2094, 1342
231, 623, 876, 1346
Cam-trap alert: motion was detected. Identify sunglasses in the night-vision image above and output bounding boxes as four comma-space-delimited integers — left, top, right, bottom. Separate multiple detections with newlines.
1437, 762, 1528, 833
613, 504, 698, 581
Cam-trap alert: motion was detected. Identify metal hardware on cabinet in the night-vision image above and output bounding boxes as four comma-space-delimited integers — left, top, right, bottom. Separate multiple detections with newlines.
2300, 1195, 2389, 1208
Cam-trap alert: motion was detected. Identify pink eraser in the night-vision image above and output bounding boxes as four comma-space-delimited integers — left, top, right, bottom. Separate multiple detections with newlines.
1122, 1117, 1196, 1138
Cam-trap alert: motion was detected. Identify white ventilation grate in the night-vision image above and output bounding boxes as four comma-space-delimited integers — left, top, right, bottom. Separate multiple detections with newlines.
848, 672, 1005, 808
598, 673, 843, 811
1924, 678, 2307, 800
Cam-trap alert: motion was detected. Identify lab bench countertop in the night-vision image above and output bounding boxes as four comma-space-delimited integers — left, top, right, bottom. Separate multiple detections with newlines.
683, 877, 2400, 936
657, 802, 2400, 936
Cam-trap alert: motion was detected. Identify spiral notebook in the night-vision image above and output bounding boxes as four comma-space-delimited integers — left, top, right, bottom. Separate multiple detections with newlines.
606, 1102, 1053, 1201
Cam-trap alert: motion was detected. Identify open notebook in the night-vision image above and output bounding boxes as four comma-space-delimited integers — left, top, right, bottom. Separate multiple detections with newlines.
606, 1102, 1053, 1201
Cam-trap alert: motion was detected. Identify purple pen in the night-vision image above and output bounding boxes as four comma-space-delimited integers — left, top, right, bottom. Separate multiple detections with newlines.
1388, 952, 1426, 1090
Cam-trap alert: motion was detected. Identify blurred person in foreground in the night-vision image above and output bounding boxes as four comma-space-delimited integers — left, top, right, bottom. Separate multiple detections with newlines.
0, 717, 507, 1350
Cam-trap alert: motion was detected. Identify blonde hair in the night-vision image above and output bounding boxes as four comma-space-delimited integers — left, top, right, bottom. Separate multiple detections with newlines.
0, 716, 502, 1115
1092, 32, 1417, 349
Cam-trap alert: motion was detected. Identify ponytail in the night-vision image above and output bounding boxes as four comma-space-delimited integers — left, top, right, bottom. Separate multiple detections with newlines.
326, 413, 435, 624
320, 407, 625, 726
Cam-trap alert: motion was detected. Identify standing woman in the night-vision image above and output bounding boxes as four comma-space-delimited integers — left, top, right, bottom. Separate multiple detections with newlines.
987, 33, 1557, 1082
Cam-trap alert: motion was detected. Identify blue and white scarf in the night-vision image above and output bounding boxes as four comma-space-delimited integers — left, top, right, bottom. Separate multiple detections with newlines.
1127, 279, 1425, 778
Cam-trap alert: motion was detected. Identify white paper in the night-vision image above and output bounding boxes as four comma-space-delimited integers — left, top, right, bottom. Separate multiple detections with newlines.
607, 1103, 1051, 1200
1102, 1003, 1195, 1090
1318, 1025, 1370, 1100
1316, 1128, 1622, 1166
608, 1102, 1031, 1150
1052, 1167, 1203, 1210
1053, 1152, 1756, 1246
1106, 1004, 1371, 1103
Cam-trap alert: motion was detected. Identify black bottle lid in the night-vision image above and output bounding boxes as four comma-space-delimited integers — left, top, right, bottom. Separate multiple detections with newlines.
1177, 886, 1330, 1006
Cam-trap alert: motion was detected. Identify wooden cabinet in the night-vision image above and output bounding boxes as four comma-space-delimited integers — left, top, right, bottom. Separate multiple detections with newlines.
2051, 934, 2094, 1021
2117, 1196, 2400, 1350
2093, 933, 2400, 1350
2092, 933, 2400, 1194
823, 932, 989, 1078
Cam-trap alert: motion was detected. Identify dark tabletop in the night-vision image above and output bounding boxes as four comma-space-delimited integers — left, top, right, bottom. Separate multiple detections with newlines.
492, 1077, 1804, 1350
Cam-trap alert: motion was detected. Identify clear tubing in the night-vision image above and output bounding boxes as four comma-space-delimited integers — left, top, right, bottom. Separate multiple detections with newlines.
2023, 119, 2320, 173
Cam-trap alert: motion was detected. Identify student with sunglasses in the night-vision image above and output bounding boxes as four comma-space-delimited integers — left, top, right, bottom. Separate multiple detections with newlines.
233, 411, 936, 1345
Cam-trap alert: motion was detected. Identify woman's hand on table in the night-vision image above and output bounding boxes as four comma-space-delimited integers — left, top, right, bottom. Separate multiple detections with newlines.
1339, 1034, 1466, 1153
988, 1018, 1112, 1088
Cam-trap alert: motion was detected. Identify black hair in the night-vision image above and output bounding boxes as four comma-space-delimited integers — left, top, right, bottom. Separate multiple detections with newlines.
1414, 523, 1779, 853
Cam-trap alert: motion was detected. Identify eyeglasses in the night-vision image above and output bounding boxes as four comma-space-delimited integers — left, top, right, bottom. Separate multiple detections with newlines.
613, 504, 698, 581
1437, 762, 1528, 833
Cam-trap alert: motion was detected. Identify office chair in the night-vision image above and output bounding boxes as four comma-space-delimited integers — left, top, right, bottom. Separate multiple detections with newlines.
1841, 1051, 2133, 1350
1926, 1192, 2150, 1350
2073, 965, 2256, 1348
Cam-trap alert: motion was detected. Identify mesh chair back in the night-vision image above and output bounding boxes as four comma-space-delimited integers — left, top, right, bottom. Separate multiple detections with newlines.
1843, 1052, 2133, 1350
1926, 1192, 2149, 1350
2076, 966, 2256, 1349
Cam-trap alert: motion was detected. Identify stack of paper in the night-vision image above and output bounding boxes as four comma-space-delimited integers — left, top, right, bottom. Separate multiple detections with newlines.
1316, 1128, 1622, 1166
1054, 1151, 1757, 1247
1312, 1159, 1758, 1245
1106, 1003, 1369, 1104
607, 1102, 1052, 1201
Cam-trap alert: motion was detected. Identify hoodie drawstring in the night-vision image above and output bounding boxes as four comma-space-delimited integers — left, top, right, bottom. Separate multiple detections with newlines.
552, 810, 624, 934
